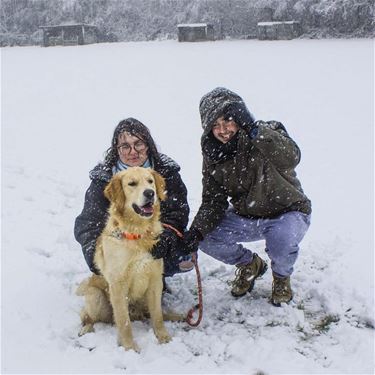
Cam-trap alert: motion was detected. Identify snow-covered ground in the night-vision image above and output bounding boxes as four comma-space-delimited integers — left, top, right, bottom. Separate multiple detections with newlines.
2, 39, 374, 374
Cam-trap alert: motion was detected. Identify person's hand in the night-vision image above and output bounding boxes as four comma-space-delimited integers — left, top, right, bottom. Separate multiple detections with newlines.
223, 102, 257, 138
151, 228, 177, 259
182, 227, 203, 255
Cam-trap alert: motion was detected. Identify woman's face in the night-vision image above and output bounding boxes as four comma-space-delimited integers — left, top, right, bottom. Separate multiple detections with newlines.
211, 116, 239, 144
117, 132, 149, 166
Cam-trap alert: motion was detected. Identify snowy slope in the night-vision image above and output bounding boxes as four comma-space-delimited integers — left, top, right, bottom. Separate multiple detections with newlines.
2, 39, 374, 374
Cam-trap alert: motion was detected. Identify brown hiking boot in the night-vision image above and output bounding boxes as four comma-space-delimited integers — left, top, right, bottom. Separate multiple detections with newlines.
271, 274, 293, 306
231, 253, 268, 297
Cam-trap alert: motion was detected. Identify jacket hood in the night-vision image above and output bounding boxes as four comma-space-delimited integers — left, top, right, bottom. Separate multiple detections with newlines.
199, 87, 245, 138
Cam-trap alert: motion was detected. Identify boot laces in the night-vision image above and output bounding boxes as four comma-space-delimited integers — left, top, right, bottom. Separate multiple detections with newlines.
273, 278, 290, 296
233, 264, 255, 286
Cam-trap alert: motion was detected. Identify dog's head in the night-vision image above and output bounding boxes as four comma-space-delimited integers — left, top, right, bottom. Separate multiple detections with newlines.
104, 167, 166, 219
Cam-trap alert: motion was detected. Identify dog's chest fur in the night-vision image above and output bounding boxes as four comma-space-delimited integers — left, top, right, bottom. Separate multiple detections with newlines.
95, 230, 163, 300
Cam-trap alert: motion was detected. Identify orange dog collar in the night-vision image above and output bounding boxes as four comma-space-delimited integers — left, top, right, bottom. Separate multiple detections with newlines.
111, 229, 141, 240
122, 232, 141, 240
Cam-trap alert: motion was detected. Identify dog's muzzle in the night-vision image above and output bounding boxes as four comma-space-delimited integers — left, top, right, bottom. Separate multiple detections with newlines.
132, 189, 155, 217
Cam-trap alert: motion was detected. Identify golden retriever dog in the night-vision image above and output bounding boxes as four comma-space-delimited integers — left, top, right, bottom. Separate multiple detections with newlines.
76, 167, 175, 352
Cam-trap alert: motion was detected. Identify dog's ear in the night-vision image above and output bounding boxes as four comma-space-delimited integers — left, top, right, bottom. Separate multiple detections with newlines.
104, 174, 125, 214
151, 170, 166, 201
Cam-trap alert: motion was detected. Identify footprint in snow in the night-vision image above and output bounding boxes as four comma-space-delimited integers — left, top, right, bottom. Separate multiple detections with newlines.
28, 247, 51, 258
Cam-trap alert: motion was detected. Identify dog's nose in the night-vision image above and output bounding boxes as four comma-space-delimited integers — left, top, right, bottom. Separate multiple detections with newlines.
143, 189, 155, 200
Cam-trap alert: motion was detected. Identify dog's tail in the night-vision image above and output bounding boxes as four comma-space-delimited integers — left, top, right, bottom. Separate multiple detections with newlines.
163, 311, 186, 322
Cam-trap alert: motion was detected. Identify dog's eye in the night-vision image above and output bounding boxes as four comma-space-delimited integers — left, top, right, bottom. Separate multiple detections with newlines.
128, 181, 137, 186
147, 179, 153, 184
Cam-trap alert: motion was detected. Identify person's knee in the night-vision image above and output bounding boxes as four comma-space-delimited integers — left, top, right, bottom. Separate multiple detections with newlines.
266, 221, 305, 248
267, 240, 299, 258
279, 213, 310, 241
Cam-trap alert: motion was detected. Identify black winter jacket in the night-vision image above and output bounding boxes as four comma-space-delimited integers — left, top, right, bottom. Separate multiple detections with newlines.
74, 153, 189, 273
191, 122, 311, 237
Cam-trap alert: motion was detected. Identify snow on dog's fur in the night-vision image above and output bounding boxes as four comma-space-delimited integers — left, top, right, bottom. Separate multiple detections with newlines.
76, 167, 172, 352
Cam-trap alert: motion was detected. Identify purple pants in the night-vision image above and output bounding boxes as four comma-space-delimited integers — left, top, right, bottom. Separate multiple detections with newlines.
198, 209, 311, 277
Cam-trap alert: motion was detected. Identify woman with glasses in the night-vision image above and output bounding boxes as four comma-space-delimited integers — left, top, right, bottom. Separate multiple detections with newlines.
74, 118, 193, 285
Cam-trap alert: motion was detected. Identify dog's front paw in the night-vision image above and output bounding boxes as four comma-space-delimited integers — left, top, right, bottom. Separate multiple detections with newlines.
119, 338, 140, 353
156, 330, 172, 344
126, 342, 141, 353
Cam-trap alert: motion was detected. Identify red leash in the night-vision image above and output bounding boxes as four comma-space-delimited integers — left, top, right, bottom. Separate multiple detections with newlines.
185, 252, 203, 327
162, 224, 203, 327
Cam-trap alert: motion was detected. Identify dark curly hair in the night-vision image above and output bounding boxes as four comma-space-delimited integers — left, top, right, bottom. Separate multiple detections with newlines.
103, 118, 160, 168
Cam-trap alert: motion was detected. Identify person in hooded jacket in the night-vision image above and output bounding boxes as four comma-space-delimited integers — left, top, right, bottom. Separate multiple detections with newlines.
74, 117, 193, 284
183, 87, 312, 305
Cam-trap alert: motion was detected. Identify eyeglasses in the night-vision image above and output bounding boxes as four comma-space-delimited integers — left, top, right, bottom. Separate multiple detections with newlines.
117, 141, 147, 154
